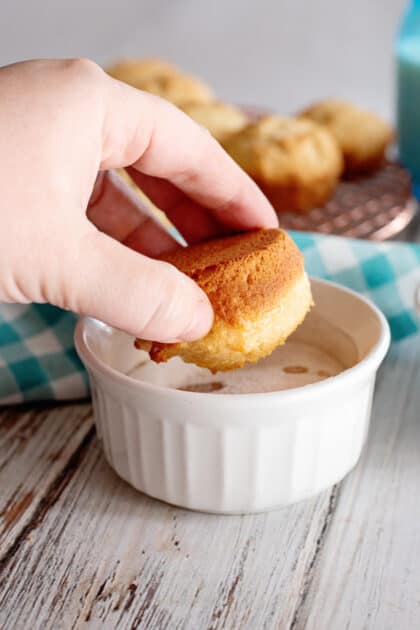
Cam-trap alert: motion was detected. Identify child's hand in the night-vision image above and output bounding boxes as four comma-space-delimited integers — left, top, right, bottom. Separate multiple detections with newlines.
0, 59, 277, 342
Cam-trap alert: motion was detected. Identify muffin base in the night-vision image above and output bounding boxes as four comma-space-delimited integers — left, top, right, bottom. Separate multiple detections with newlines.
255, 176, 340, 214
136, 273, 313, 372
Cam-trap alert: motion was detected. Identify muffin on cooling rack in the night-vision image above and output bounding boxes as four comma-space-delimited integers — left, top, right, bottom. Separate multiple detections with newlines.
182, 101, 249, 144
299, 99, 394, 175
106, 57, 213, 107
224, 115, 343, 213
106, 58, 176, 84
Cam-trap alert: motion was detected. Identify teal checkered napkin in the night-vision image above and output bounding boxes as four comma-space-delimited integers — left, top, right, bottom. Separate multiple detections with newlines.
0, 233, 419, 404
292, 232, 420, 342
0, 304, 88, 404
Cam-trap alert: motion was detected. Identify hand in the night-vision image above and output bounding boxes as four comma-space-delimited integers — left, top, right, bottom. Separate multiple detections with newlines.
0, 59, 277, 342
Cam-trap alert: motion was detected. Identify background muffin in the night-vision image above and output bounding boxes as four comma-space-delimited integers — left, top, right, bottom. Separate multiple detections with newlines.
224, 115, 343, 213
106, 58, 177, 85
300, 99, 394, 175
106, 57, 213, 107
182, 101, 249, 144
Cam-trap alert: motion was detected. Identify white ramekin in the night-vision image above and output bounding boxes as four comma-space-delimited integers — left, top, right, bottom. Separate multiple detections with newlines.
75, 279, 390, 514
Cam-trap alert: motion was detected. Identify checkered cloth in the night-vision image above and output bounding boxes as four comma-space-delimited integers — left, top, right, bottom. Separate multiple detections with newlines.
1, 232, 419, 404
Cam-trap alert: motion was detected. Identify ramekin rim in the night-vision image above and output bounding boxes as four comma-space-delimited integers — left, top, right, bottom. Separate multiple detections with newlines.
74, 278, 391, 404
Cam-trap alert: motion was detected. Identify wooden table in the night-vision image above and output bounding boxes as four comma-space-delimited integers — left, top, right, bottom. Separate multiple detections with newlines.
1, 225, 420, 630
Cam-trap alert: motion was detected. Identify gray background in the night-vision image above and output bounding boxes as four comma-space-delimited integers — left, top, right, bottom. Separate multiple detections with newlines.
1, 0, 406, 120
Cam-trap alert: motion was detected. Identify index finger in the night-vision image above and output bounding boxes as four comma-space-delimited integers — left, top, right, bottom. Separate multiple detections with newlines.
100, 76, 278, 231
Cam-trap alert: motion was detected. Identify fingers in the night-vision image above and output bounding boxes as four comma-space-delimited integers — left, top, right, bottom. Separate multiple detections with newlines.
87, 169, 223, 255
125, 169, 225, 244
100, 78, 278, 231
88, 170, 145, 242
62, 230, 213, 342
125, 169, 184, 210
87, 170, 177, 257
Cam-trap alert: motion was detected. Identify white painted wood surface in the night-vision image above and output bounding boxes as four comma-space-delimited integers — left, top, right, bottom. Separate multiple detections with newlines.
0, 401, 337, 629
295, 334, 420, 630
0, 323, 419, 628
0, 404, 93, 558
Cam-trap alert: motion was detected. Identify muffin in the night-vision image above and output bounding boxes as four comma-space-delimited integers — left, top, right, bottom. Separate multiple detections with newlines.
106, 57, 213, 107
224, 115, 343, 213
182, 101, 249, 144
106, 58, 177, 85
135, 228, 313, 372
300, 99, 394, 175
140, 73, 213, 107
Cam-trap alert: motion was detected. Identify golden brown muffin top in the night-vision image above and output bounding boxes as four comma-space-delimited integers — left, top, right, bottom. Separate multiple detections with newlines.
106, 57, 213, 107
300, 99, 390, 131
224, 115, 343, 184
182, 101, 248, 143
160, 229, 304, 325
300, 99, 393, 171
138, 73, 213, 106
106, 58, 177, 85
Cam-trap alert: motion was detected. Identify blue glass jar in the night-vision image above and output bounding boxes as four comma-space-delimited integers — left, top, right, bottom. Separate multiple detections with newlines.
397, 0, 420, 183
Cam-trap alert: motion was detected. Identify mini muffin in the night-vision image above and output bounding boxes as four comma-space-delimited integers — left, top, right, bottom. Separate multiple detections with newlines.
106, 58, 177, 85
138, 73, 213, 107
224, 116, 343, 213
300, 99, 394, 175
135, 229, 313, 372
106, 57, 213, 107
182, 101, 249, 144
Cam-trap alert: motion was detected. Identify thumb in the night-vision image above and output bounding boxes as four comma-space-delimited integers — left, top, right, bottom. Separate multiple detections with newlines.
61, 232, 213, 342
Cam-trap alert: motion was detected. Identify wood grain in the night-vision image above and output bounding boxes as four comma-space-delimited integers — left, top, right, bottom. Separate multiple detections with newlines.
292, 334, 420, 630
0, 404, 93, 559
0, 422, 337, 629
1, 311, 420, 628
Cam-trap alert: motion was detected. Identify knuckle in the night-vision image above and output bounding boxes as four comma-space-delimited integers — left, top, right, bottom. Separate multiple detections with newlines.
62, 57, 103, 83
